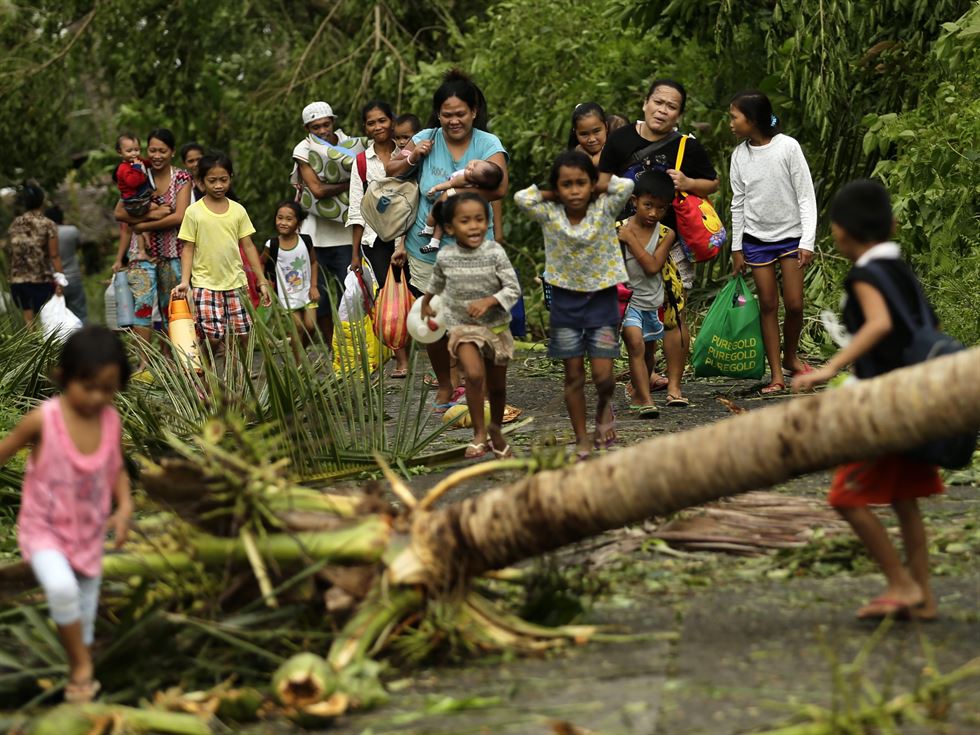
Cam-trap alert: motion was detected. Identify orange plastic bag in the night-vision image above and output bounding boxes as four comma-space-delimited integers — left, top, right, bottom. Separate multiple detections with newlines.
374, 264, 414, 350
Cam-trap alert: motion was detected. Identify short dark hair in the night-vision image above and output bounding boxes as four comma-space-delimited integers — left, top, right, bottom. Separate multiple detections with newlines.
567, 102, 607, 149
606, 113, 629, 132
434, 191, 490, 228
730, 89, 780, 138
361, 99, 395, 125
395, 113, 422, 133
429, 69, 489, 131
634, 170, 675, 201
469, 161, 503, 189
146, 128, 176, 151
274, 199, 306, 223
830, 179, 893, 244
58, 326, 131, 390
645, 79, 687, 112
115, 133, 139, 153
197, 152, 234, 180
16, 181, 45, 211
179, 142, 205, 161
44, 205, 64, 224
549, 150, 597, 188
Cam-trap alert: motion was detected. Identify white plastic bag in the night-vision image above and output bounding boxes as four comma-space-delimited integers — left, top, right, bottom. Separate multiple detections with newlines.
38, 295, 82, 339
337, 263, 377, 322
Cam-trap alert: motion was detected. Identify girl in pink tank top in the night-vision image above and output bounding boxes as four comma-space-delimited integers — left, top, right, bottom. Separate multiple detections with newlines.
0, 326, 132, 703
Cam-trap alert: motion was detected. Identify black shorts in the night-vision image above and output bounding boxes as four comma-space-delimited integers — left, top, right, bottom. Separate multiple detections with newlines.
10, 282, 54, 313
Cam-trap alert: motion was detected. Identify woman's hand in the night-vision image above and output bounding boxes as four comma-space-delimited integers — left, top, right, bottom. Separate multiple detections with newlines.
111, 259, 124, 274
732, 251, 746, 274
411, 139, 434, 163
467, 296, 498, 319
666, 168, 692, 192
391, 245, 407, 267
171, 282, 190, 301
798, 249, 814, 269
350, 252, 362, 274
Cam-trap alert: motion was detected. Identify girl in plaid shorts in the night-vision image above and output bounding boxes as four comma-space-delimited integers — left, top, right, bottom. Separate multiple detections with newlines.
172, 154, 270, 351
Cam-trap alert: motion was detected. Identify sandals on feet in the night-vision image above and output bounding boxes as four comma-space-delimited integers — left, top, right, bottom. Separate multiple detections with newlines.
390, 367, 408, 379
629, 404, 660, 418
759, 383, 786, 395
65, 678, 101, 704
464, 442, 488, 459
487, 436, 513, 459
665, 394, 690, 407
650, 375, 669, 391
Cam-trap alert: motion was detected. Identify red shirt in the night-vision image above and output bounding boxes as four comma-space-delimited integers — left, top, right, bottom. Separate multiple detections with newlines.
115, 160, 151, 198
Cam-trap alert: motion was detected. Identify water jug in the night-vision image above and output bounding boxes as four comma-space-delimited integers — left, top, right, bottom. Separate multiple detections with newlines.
169, 298, 201, 372
113, 271, 136, 327
104, 281, 118, 330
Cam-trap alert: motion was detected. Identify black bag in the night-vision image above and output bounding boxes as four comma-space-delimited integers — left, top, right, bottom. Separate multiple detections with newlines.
865, 262, 978, 468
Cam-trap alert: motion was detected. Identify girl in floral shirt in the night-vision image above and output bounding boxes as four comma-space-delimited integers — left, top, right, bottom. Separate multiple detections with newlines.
515, 150, 633, 460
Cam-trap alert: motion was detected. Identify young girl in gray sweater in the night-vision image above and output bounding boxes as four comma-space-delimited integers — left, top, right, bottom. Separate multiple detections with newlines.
420, 193, 521, 460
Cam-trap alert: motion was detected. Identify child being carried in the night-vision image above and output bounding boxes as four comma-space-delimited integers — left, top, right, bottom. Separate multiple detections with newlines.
419, 160, 504, 254
113, 134, 169, 218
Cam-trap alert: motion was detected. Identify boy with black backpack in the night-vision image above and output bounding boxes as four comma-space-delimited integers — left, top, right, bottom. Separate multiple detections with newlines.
795, 179, 964, 622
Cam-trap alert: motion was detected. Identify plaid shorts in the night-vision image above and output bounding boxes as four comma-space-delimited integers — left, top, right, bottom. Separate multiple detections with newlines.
192, 287, 252, 340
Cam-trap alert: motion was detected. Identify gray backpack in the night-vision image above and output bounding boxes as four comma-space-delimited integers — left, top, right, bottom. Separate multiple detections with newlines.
356, 150, 420, 242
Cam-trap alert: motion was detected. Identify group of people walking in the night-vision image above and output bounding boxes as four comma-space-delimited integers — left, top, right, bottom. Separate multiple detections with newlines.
1, 66, 956, 704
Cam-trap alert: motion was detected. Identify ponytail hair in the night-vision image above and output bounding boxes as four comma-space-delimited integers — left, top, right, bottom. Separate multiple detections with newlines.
730, 89, 780, 139
567, 102, 607, 150
428, 69, 489, 131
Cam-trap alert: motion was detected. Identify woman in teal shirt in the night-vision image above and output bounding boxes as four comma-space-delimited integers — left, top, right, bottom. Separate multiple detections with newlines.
389, 69, 510, 407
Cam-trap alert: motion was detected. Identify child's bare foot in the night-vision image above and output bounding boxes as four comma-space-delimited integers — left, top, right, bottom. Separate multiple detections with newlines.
593, 405, 616, 449
573, 439, 592, 461
910, 595, 938, 621
856, 582, 923, 619
65, 678, 100, 703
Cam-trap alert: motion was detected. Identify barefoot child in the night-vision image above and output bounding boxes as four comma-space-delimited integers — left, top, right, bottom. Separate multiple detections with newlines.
729, 90, 817, 394
0, 327, 133, 702
172, 153, 271, 354
262, 200, 320, 361
420, 193, 520, 459
419, 160, 504, 253
515, 150, 634, 460
794, 180, 942, 621
619, 170, 679, 417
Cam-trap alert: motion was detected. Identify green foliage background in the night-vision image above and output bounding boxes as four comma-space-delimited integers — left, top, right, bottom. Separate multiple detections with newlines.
1, 0, 977, 344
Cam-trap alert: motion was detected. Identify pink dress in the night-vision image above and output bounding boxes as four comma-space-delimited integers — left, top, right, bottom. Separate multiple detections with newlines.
17, 398, 123, 577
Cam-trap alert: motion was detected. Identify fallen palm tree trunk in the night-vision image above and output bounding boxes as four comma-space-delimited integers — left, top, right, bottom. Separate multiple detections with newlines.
396, 349, 980, 587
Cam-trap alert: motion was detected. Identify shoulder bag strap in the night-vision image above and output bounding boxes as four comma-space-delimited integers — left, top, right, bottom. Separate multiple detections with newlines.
674, 135, 688, 171
626, 130, 682, 166
356, 151, 368, 192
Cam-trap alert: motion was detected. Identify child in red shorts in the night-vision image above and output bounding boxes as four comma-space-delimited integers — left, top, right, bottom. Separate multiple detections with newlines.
795, 180, 942, 621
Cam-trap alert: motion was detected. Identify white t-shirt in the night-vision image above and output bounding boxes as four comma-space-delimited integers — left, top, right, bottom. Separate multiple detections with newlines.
292, 132, 353, 249
269, 237, 313, 310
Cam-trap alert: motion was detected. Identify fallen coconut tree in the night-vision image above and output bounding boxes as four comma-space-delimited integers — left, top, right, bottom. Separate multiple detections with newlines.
4, 349, 979, 729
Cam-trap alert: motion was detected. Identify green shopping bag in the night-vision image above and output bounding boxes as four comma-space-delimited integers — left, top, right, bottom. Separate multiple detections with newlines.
691, 275, 764, 379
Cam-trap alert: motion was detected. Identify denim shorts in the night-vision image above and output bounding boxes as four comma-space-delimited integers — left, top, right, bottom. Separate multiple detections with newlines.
622, 304, 665, 343
548, 324, 620, 359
